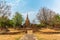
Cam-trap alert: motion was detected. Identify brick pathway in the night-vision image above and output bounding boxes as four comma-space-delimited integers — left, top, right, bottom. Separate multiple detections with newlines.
20, 34, 37, 40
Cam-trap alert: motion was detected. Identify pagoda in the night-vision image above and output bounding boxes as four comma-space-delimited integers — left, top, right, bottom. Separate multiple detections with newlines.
25, 14, 30, 27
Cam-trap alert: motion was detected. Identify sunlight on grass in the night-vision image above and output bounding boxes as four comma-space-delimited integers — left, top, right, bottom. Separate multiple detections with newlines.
15, 37, 20, 40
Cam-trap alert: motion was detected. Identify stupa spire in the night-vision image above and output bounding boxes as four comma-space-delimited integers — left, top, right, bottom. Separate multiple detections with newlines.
25, 13, 30, 27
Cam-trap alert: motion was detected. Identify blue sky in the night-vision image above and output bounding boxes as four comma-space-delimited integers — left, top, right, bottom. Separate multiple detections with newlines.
1, 0, 60, 23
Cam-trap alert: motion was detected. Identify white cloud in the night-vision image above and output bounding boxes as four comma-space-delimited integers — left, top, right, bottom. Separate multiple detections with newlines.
22, 11, 38, 23
5, 0, 27, 19
4, 0, 27, 13
51, 0, 60, 14
6, 0, 24, 7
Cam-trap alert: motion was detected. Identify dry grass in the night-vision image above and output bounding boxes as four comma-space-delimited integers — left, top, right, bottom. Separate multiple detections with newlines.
34, 32, 60, 40
0, 29, 60, 40
0, 33, 24, 40
0, 32, 60, 40
34, 28, 60, 40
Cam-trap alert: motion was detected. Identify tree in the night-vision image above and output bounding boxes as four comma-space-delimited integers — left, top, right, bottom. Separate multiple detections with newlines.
0, 0, 11, 28
51, 14, 60, 27
37, 7, 56, 27
12, 12, 24, 28
0, 1, 11, 17
6, 20, 13, 28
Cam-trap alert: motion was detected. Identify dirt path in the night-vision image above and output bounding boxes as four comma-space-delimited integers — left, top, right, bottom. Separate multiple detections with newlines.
20, 34, 37, 40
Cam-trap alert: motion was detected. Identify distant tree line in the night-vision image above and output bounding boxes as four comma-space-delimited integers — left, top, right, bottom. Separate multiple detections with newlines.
37, 7, 60, 29
0, 1, 24, 30
0, 1, 60, 31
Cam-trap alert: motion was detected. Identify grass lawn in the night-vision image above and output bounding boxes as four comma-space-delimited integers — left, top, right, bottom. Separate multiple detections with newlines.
0, 29, 60, 40
0, 32, 60, 40
35, 32, 60, 40
0, 33, 24, 40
